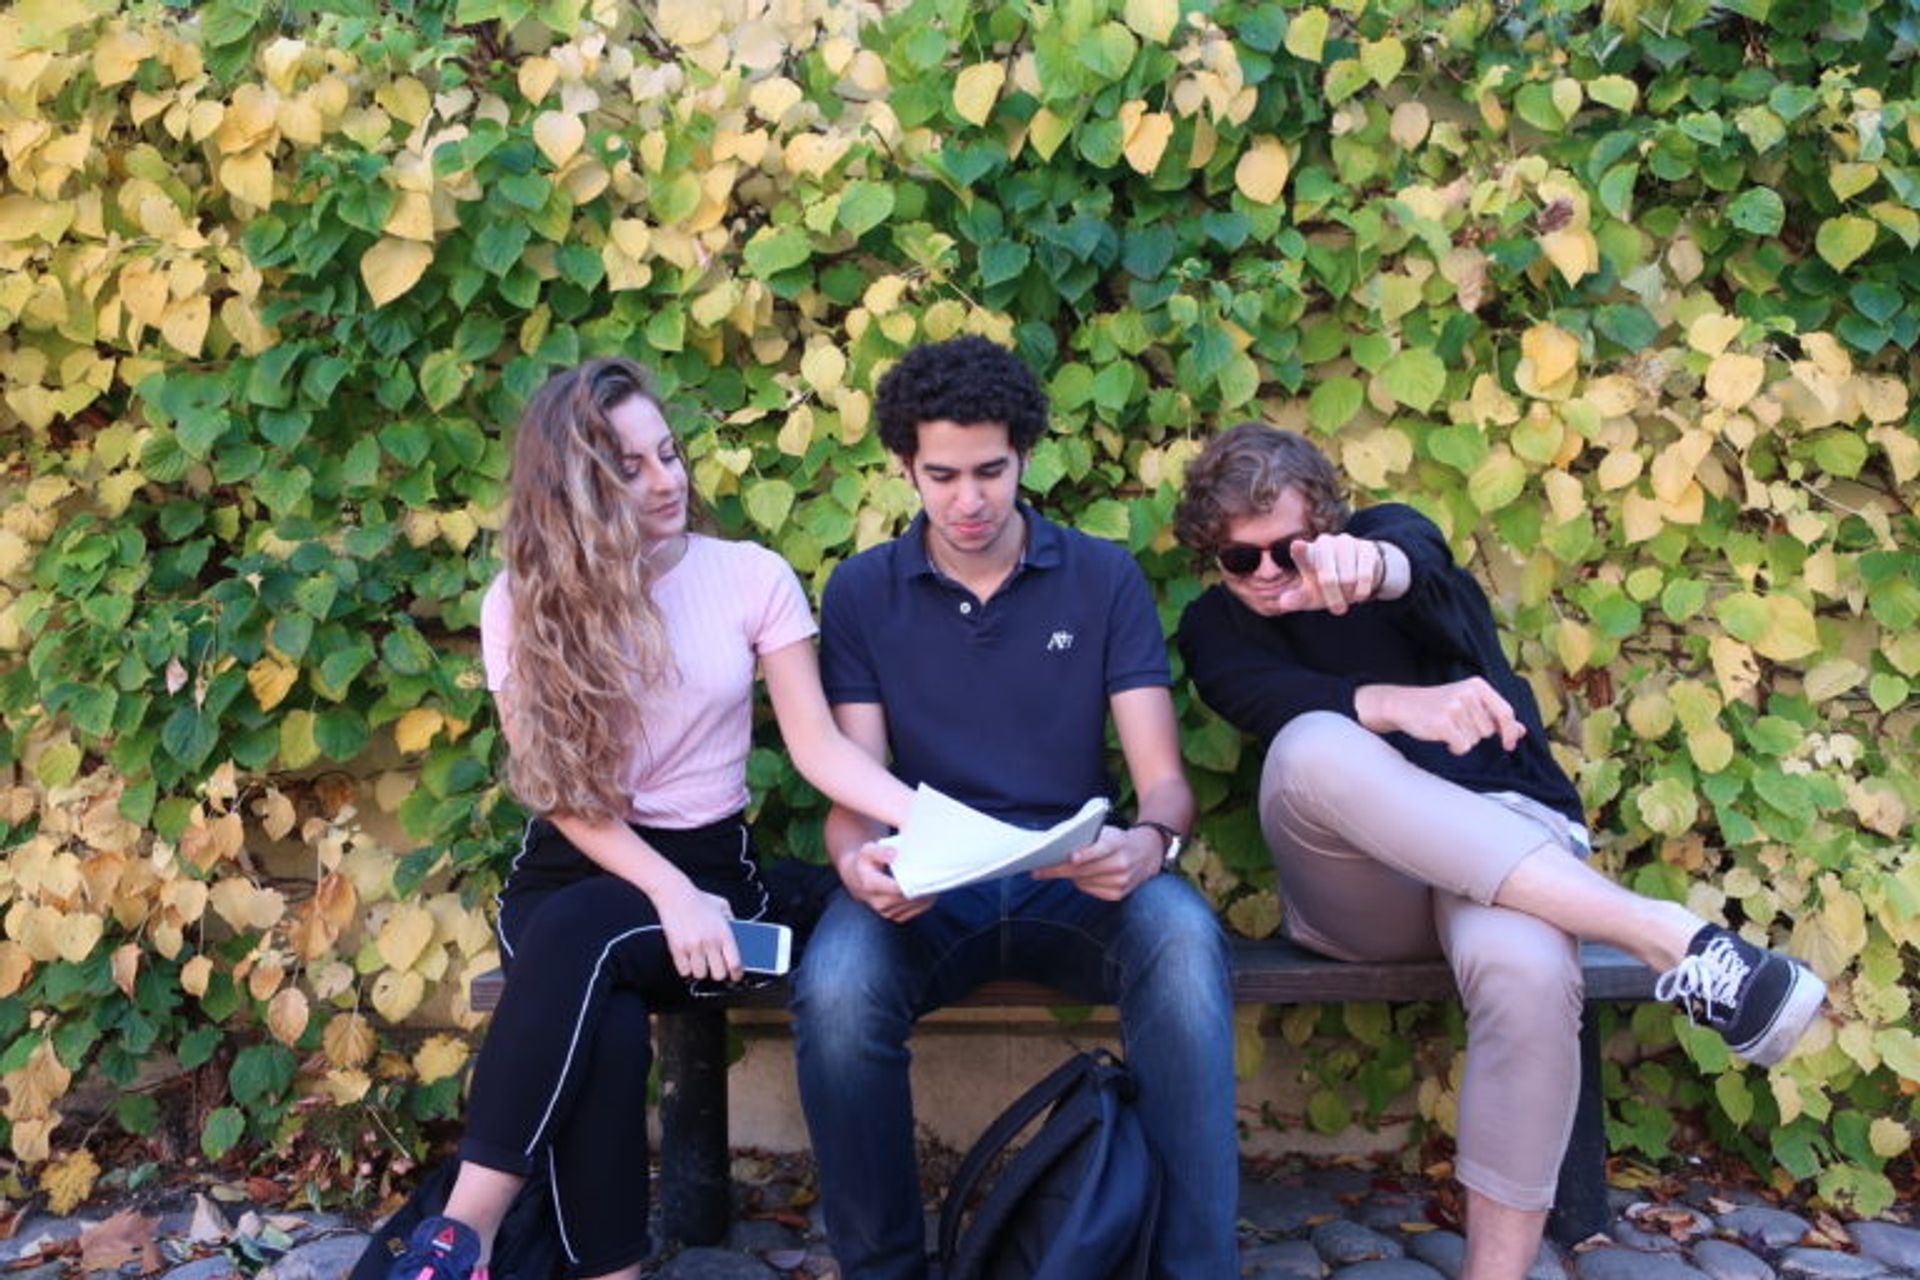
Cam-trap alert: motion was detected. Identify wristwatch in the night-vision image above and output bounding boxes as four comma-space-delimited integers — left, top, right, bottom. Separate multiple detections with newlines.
1130, 820, 1185, 868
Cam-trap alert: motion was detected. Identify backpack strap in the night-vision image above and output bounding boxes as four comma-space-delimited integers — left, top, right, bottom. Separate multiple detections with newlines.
936, 1050, 1107, 1264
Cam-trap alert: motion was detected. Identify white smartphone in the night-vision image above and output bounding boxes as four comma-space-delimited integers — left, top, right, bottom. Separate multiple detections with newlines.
730, 919, 793, 976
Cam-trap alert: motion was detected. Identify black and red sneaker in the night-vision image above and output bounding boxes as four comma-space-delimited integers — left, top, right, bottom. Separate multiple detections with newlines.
389, 1216, 484, 1280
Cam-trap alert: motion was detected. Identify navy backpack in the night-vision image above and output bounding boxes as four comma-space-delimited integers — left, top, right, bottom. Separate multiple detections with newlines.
935, 1049, 1162, 1280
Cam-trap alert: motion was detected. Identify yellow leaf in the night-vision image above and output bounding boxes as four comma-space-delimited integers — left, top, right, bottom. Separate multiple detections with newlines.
255, 787, 296, 840
376, 76, 431, 127
248, 657, 298, 711
93, 29, 154, 87
1687, 313, 1744, 356
1285, 7, 1331, 62
655, 0, 724, 45
533, 112, 585, 167
360, 237, 434, 308
1539, 228, 1597, 285
383, 190, 435, 242
1118, 100, 1174, 175
1122, 0, 1180, 42
0, 942, 32, 998
392, 706, 443, 754
41, 1149, 99, 1214
1029, 106, 1071, 161
324, 1013, 377, 1068
217, 149, 274, 209
1358, 36, 1406, 87
517, 56, 559, 105
267, 987, 310, 1045
413, 1034, 470, 1084
1554, 619, 1594, 673
52, 914, 102, 965
1234, 137, 1292, 205
371, 969, 427, 1023
1704, 353, 1765, 409
110, 943, 139, 998
1389, 101, 1430, 149
800, 342, 847, 393
440, 508, 478, 552
160, 296, 211, 357
1650, 431, 1713, 504
748, 76, 804, 121
1753, 593, 1820, 662
953, 62, 1005, 128
1519, 322, 1580, 390
180, 955, 214, 998
1870, 1116, 1911, 1160
1855, 375, 1907, 424
377, 903, 437, 970
280, 709, 319, 770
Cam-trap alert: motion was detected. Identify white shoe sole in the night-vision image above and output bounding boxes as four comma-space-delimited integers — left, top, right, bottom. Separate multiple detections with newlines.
1734, 963, 1827, 1066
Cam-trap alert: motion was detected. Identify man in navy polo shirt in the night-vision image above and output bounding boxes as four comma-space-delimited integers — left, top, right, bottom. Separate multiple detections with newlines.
791, 336, 1239, 1279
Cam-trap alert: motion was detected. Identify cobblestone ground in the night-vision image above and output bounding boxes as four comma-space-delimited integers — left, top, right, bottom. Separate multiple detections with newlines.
0, 1157, 1913, 1280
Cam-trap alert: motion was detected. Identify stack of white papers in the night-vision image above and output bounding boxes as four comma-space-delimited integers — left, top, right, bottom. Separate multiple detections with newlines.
881, 785, 1111, 898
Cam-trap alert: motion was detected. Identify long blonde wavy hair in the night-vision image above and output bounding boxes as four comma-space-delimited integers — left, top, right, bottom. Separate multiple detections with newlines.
499, 358, 684, 822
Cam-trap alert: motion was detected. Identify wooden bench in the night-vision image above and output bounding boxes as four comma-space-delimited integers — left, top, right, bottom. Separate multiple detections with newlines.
469, 937, 1656, 1249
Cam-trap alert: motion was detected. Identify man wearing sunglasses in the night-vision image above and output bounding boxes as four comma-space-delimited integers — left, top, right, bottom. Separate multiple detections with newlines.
1171, 422, 1825, 1280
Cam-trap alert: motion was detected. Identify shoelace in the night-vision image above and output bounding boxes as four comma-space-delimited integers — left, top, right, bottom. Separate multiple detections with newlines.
1653, 936, 1751, 1022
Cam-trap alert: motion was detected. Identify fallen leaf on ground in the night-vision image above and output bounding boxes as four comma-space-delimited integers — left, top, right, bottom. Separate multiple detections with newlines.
80, 1211, 163, 1276
189, 1194, 231, 1244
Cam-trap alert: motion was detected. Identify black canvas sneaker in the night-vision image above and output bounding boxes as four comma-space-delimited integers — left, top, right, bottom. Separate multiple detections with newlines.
1653, 925, 1827, 1066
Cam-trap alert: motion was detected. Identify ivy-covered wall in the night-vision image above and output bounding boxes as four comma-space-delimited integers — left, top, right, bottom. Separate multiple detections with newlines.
1, 0, 1915, 1213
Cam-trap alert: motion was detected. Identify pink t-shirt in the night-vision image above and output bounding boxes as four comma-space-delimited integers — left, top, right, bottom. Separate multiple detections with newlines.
481, 534, 818, 827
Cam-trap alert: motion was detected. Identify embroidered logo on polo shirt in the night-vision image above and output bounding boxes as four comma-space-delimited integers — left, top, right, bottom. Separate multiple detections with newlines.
1046, 630, 1075, 652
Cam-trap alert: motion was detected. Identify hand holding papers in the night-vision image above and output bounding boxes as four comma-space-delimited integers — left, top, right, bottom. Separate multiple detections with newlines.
882, 785, 1111, 898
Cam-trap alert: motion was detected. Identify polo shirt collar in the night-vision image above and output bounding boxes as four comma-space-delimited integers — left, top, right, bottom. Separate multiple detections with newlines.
897, 504, 1064, 581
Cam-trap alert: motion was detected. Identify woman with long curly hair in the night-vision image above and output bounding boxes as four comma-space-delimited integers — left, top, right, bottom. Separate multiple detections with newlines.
388, 357, 915, 1280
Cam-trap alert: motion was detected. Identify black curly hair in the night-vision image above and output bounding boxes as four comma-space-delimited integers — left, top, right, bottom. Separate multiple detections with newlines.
874, 335, 1050, 459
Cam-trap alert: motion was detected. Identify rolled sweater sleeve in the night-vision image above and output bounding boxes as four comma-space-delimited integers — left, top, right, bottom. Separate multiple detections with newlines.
1177, 590, 1361, 743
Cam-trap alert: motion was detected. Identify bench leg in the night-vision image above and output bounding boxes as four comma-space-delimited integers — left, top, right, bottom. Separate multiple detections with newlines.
657, 1007, 731, 1246
1546, 1009, 1608, 1247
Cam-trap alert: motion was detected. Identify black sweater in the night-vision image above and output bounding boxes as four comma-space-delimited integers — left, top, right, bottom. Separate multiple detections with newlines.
1176, 503, 1584, 825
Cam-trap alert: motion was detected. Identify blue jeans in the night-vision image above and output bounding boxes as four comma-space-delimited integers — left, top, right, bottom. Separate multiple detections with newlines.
792, 873, 1239, 1280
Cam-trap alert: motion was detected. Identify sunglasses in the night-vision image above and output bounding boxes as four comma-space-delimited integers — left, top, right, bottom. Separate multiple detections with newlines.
1215, 539, 1299, 577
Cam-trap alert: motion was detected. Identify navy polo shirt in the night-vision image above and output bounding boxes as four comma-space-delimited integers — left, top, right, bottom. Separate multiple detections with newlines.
820, 506, 1170, 829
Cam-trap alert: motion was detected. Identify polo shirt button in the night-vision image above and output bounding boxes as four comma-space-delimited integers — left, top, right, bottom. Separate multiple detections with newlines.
959, 602, 973, 615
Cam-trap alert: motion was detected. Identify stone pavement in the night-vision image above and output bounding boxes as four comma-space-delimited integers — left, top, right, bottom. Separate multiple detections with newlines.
0, 1158, 1914, 1280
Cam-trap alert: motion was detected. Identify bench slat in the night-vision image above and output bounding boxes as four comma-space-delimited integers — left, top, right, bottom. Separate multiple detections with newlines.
466, 938, 1656, 1011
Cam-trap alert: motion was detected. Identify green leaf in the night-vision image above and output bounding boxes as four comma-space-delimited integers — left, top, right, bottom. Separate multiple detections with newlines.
1377, 348, 1446, 412
229, 1043, 297, 1109
161, 706, 219, 770
1468, 452, 1526, 513
1284, 7, 1330, 62
1816, 216, 1877, 271
1307, 1087, 1350, 1135
743, 226, 813, 278
1077, 498, 1129, 542
381, 627, 437, 677
1727, 187, 1785, 236
1308, 377, 1363, 432
979, 240, 1031, 287
201, 1106, 246, 1160
1077, 21, 1138, 80
744, 478, 796, 533
314, 707, 370, 760
837, 181, 896, 237
419, 351, 468, 411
